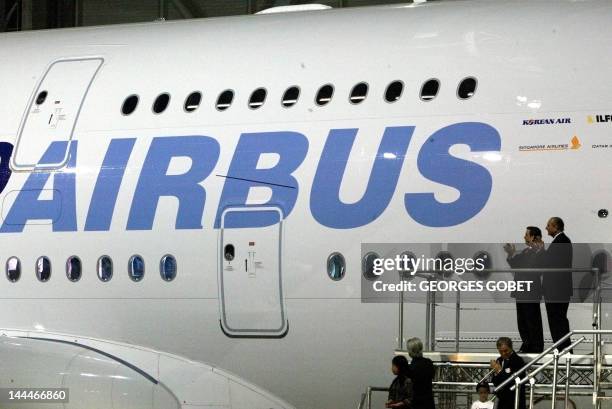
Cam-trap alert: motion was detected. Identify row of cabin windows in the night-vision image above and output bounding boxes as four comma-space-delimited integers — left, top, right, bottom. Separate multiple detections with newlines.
326, 251, 493, 281
328, 250, 612, 281
5, 255, 177, 283
120, 77, 478, 116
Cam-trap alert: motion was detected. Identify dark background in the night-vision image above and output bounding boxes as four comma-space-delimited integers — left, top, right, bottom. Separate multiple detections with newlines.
0, 0, 415, 32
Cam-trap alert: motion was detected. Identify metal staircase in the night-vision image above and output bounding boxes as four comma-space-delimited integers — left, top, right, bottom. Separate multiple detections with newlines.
358, 265, 612, 409
359, 334, 612, 409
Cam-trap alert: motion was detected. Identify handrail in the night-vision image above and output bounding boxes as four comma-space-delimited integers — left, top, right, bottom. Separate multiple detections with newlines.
510, 337, 585, 409
513, 338, 586, 389
360, 386, 389, 409
495, 330, 612, 394
357, 392, 367, 409
493, 330, 612, 409
405, 266, 603, 352
494, 333, 573, 393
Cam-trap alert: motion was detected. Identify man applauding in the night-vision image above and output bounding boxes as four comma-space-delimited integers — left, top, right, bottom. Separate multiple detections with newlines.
504, 227, 544, 353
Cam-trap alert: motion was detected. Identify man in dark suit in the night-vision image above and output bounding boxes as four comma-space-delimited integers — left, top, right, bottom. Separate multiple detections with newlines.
543, 217, 573, 351
491, 337, 526, 409
504, 226, 544, 353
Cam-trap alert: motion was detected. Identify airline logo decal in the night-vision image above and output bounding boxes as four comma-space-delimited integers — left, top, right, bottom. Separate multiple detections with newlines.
522, 118, 571, 126
518, 136, 582, 152
587, 115, 612, 124
0, 122, 501, 231
591, 144, 612, 150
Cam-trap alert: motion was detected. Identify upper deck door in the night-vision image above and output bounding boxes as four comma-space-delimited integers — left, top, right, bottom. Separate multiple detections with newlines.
12, 57, 103, 171
218, 206, 288, 338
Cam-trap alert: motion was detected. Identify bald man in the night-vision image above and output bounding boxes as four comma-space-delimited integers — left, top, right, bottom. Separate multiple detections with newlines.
543, 217, 573, 352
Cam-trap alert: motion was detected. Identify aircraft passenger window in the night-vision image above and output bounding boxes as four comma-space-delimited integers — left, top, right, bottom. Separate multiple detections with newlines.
362, 252, 380, 281
349, 82, 368, 104
473, 251, 492, 279
6, 257, 20, 283
184, 91, 202, 112
385, 81, 404, 103
36, 256, 51, 282
216, 90, 234, 111
66, 256, 82, 282
249, 88, 267, 109
398, 251, 416, 280
435, 251, 453, 278
282, 86, 300, 108
315, 84, 334, 106
160, 255, 177, 282
224, 244, 235, 261
36, 90, 48, 105
128, 255, 145, 282
420, 79, 440, 101
327, 252, 346, 281
153, 93, 170, 114
97, 255, 113, 282
457, 77, 477, 99
122, 95, 139, 115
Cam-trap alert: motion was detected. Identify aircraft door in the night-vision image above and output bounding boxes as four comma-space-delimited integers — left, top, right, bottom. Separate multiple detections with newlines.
12, 57, 103, 170
218, 206, 288, 338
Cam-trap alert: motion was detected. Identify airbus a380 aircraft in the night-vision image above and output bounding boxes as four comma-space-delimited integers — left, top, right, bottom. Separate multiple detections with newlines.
0, 1, 611, 408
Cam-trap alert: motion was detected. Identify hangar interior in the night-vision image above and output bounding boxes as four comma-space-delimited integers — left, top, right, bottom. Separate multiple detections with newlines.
2, 1, 611, 409
0, 0, 408, 31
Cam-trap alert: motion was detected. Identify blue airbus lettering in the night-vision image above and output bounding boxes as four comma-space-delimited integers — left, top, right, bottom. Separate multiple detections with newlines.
310, 126, 414, 229
404, 122, 501, 227
1, 141, 77, 232
0, 122, 500, 232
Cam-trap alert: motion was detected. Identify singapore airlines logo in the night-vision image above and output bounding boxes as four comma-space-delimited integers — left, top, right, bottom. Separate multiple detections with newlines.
518, 136, 581, 152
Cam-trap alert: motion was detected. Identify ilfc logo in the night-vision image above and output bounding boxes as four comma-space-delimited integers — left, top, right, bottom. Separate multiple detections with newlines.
0, 122, 502, 232
587, 115, 612, 124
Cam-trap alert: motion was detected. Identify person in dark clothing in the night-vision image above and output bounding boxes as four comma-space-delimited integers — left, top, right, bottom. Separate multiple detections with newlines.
405, 337, 436, 409
543, 217, 573, 352
387, 355, 413, 409
491, 337, 526, 409
504, 226, 545, 353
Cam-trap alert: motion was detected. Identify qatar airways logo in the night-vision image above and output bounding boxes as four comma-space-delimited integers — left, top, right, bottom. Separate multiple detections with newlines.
0, 122, 501, 232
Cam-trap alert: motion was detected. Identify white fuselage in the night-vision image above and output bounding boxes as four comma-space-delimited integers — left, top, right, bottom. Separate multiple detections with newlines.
1, 2, 612, 408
